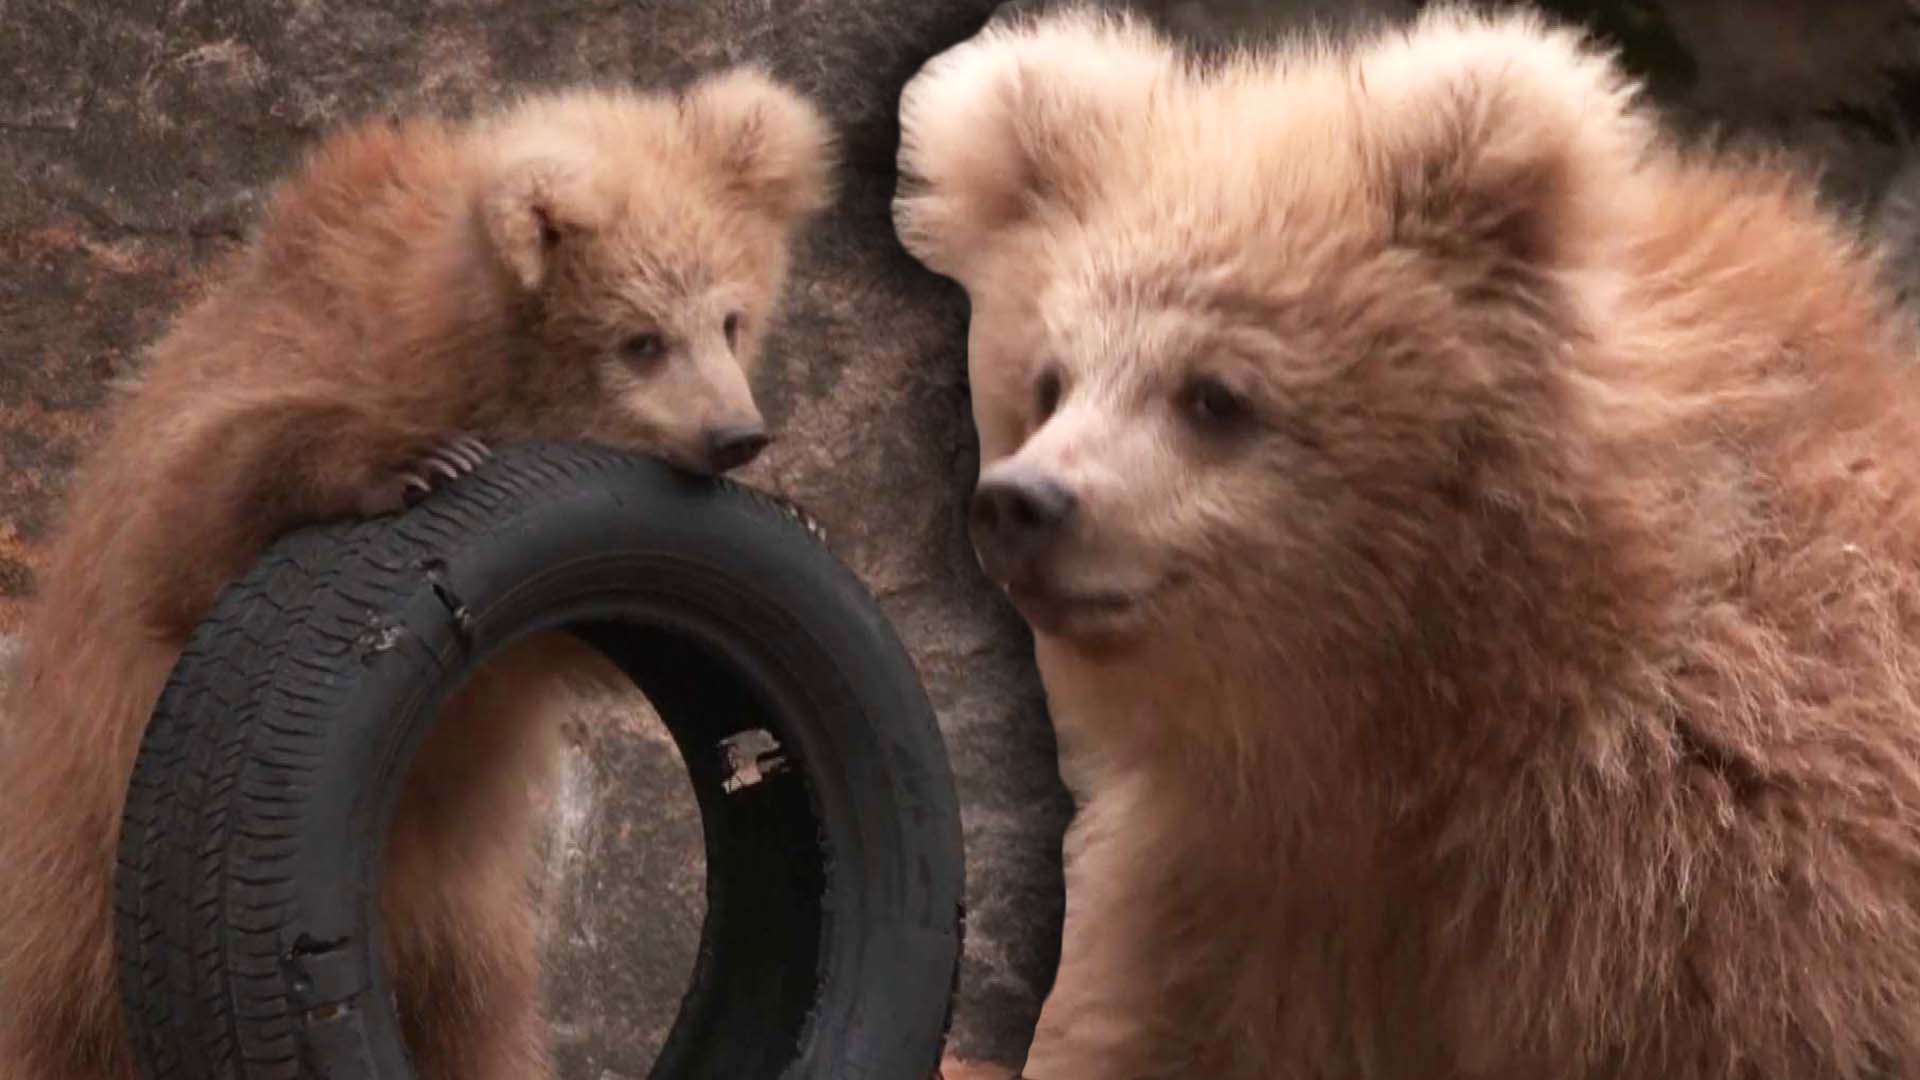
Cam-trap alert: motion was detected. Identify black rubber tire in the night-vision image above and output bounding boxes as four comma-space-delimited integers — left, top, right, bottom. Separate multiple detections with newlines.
113, 441, 966, 1080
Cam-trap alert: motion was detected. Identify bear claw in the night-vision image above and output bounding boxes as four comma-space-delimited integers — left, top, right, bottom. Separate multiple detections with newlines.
359, 436, 493, 516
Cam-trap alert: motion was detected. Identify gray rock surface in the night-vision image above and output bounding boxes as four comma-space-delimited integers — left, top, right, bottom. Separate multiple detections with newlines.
532, 694, 705, 1076
2, 0, 1917, 1074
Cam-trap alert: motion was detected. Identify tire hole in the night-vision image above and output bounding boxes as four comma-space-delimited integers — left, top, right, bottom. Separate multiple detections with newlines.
718, 727, 790, 794
288, 933, 349, 958
472, 630, 706, 1068
304, 1001, 351, 1026
414, 631, 708, 1075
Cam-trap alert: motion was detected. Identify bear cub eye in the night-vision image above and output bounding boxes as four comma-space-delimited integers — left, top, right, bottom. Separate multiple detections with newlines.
1035, 365, 1064, 422
1180, 375, 1253, 432
621, 332, 667, 368
724, 312, 744, 350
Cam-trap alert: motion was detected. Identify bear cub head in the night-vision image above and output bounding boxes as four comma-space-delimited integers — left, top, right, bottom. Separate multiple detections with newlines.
895, 5, 1651, 651
476, 70, 835, 474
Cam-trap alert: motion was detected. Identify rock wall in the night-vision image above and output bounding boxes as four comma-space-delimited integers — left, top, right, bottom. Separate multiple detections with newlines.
2, 0, 1916, 1073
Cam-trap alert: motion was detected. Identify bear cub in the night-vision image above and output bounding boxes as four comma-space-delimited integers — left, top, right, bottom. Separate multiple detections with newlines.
899, 6, 1920, 1078
0, 70, 833, 1079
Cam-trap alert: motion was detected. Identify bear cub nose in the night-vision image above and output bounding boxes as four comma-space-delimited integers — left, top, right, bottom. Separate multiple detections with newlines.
970, 470, 1078, 580
703, 423, 771, 474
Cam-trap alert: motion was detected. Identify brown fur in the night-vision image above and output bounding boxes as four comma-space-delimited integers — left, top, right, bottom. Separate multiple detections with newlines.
0, 70, 833, 1079
898, 7, 1920, 1078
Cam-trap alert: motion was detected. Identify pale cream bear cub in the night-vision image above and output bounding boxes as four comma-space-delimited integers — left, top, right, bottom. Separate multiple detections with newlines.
899, 6, 1920, 1079
0, 71, 833, 1079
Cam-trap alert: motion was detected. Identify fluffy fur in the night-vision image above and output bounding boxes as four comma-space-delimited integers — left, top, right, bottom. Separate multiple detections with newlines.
0, 70, 833, 1079
899, 7, 1920, 1078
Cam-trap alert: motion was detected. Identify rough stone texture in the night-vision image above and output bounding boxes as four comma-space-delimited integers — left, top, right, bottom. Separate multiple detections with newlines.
533, 694, 705, 1076
1, 0, 1918, 1073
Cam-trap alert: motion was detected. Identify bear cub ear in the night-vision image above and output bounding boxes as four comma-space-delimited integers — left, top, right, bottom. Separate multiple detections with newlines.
892, 8, 1172, 281
479, 151, 598, 293
681, 67, 837, 225
1359, 6, 1654, 275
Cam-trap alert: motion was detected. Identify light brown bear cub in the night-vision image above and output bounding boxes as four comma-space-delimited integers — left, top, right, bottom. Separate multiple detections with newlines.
0, 71, 833, 1079
899, 7, 1920, 1079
